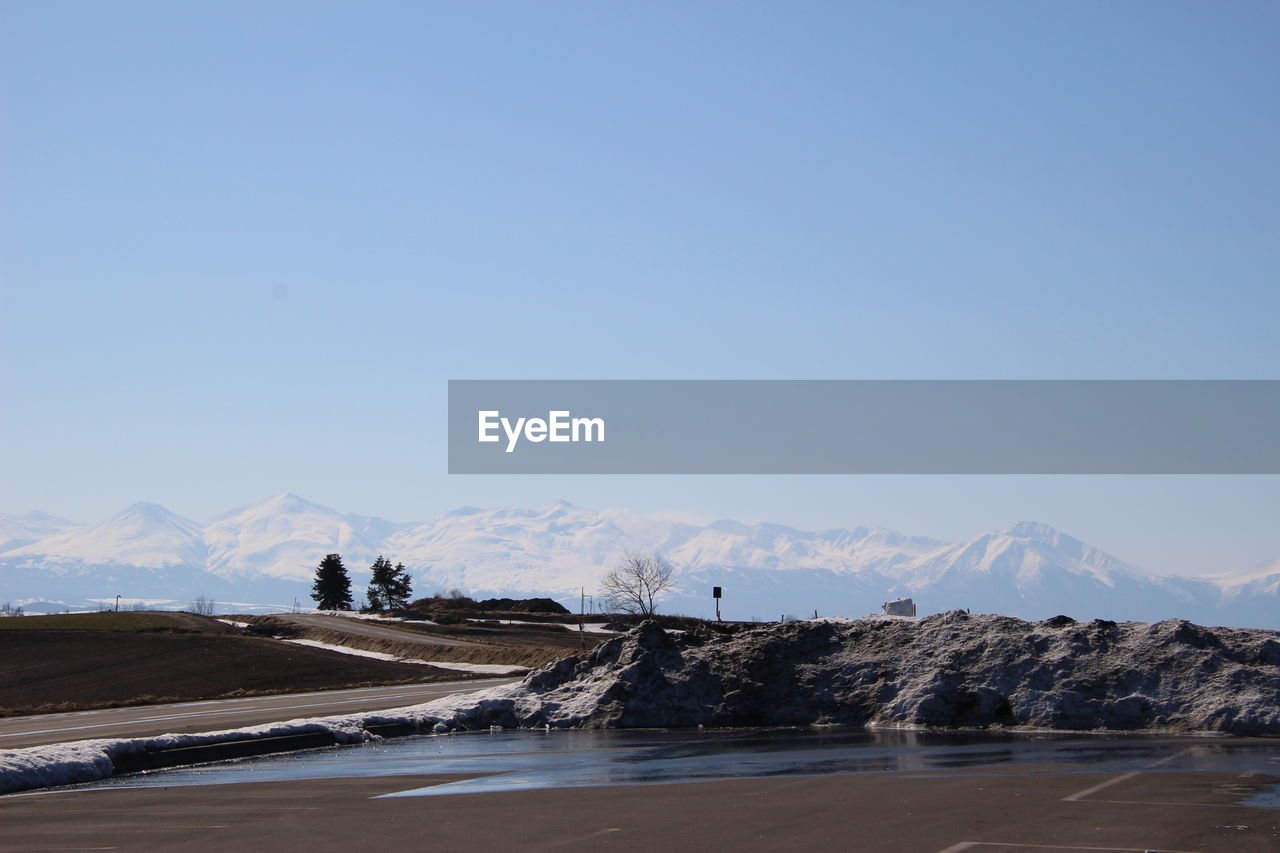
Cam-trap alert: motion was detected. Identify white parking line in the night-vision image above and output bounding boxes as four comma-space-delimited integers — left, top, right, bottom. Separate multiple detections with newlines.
1060, 771, 1141, 802
1061, 747, 1194, 802
529, 827, 621, 851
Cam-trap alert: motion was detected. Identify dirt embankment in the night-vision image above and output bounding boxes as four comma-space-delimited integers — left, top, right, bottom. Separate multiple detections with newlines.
412, 612, 1280, 735
255, 614, 603, 668
0, 611, 236, 634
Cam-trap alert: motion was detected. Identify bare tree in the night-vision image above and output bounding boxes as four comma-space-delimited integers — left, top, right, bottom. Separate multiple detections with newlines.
600, 550, 675, 618
190, 595, 216, 616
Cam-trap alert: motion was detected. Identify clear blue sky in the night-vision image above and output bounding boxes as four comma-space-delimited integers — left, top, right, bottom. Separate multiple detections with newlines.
2, 2, 1277, 576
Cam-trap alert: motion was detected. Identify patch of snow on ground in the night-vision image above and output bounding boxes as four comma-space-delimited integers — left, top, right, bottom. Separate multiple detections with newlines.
285, 639, 528, 675
216, 618, 249, 628
576, 623, 619, 634
286, 639, 406, 662
416, 661, 531, 675
314, 610, 439, 625
466, 618, 616, 633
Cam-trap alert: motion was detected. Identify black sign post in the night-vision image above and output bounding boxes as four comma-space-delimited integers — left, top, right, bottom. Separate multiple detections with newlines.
712, 586, 722, 622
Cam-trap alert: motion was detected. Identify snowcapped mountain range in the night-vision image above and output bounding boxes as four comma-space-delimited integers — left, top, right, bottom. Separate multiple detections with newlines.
1, 495, 1276, 628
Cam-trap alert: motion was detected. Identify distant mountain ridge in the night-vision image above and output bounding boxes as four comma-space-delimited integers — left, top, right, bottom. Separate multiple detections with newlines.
0, 511, 85, 553
1, 494, 1276, 628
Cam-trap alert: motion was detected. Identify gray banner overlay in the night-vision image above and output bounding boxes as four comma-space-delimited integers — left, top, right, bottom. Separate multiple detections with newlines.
448, 380, 1280, 474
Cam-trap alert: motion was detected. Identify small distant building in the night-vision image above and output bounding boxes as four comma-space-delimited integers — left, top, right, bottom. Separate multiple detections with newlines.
882, 597, 917, 617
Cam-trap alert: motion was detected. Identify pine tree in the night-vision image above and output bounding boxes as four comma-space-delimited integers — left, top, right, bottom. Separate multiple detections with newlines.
366, 556, 390, 611
387, 562, 413, 609
368, 556, 413, 611
311, 553, 353, 611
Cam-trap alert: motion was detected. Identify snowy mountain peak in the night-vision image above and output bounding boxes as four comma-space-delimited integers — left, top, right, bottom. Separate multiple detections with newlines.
208, 493, 335, 523
115, 502, 195, 527
202, 493, 395, 582
1003, 520, 1064, 541
82, 503, 202, 542
895, 518, 1164, 618
708, 519, 755, 535
256, 492, 331, 514
0, 510, 85, 554
481, 501, 587, 521
7, 501, 205, 568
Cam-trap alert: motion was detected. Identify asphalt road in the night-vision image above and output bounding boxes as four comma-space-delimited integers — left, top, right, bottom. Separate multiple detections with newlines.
0, 679, 516, 749
273, 613, 484, 647
4, 764, 1277, 851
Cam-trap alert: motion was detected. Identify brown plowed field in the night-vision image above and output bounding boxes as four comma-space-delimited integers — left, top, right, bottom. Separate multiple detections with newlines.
0, 629, 467, 716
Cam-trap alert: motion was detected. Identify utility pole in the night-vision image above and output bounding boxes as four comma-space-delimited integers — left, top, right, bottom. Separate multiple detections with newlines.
579, 587, 586, 650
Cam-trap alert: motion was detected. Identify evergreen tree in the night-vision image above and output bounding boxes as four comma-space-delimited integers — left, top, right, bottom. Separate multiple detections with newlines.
366, 556, 390, 611
387, 562, 413, 609
311, 553, 353, 611
368, 556, 413, 611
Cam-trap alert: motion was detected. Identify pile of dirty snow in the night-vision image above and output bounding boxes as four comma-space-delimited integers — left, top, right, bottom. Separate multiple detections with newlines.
410, 612, 1280, 735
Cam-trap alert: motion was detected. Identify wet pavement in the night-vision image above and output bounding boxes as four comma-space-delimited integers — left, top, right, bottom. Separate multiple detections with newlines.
70, 727, 1280, 801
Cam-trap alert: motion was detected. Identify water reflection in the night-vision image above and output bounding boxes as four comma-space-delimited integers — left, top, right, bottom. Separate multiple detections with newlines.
70, 727, 1280, 800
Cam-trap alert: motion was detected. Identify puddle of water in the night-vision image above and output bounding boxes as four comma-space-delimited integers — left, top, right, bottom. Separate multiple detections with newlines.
1240, 782, 1280, 809
67, 728, 1280, 800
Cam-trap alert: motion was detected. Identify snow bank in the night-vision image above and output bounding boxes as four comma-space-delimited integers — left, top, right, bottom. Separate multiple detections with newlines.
0, 717, 375, 795
407, 612, 1280, 733
0, 740, 115, 795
